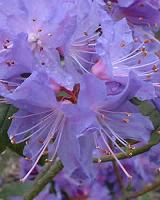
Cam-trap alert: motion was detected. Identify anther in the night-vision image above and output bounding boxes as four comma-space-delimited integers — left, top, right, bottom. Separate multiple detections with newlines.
10, 138, 16, 144
83, 32, 88, 36
144, 39, 151, 44
122, 118, 129, 123
152, 64, 159, 72
8, 116, 13, 120
45, 159, 53, 163
120, 41, 125, 48
97, 158, 102, 163
25, 157, 31, 161
125, 112, 132, 117
141, 47, 148, 56
38, 29, 42, 32
48, 33, 52, 37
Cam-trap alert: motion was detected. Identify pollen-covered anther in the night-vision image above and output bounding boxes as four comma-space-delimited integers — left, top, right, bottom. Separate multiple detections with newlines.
96, 146, 100, 149
48, 33, 52, 37
129, 152, 133, 156
120, 41, 126, 48
8, 116, 13, 120
10, 138, 16, 144
97, 158, 102, 163
125, 112, 132, 117
152, 64, 159, 72
38, 29, 42, 32
45, 159, 53, 163
122, 118, 129, 123
141, 47, 148, 56
5, 60, 15, 66
25, 157, 31, 161
144, 39, 151, 44
83, 32, 88, 36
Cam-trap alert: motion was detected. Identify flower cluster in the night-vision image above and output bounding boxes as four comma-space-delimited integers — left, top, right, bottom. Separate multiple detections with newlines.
0, 0, 159, 188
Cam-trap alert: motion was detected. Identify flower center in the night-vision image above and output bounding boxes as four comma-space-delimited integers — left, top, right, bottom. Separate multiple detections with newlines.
56, 83, 80, 104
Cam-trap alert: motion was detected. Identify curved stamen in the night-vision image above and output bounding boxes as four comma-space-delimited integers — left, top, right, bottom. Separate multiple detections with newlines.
29, 113, 64, 160
13, 115, 54, 144
20, 113, 65, 182
112, 43, 144, 64
74, 33, 99, 45
100, 129, 132, 179
11, 110, 57, 137
114, 59, 160, 70
75, 54, 95, 65
102, 127, 127, 154
75, 49, 97, 54
112, 51, 142, 65
10, 109, 53, 119
71, 55, 91, 74
0, 80, 20, 87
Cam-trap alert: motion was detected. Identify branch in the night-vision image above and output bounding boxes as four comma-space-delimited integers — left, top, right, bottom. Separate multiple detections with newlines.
23, 160, 63, 200
93, 133, 160, 163
127, 179, 160, 199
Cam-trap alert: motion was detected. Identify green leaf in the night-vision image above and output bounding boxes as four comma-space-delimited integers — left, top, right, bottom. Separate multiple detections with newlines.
0, 182, 32, 199
0, 104, 24, 155
138, 101, 154, 116
150, 132, 160, 144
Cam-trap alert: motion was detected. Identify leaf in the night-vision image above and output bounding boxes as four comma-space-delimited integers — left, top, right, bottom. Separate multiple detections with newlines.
0, 182, 32, 199
0, 104, 24, 155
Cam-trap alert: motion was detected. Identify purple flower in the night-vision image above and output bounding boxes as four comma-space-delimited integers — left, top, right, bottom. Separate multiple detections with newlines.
94, 17, 160, 100
5, 70, 95, 182
102, 0, 160, 29
1, 64, 153, 182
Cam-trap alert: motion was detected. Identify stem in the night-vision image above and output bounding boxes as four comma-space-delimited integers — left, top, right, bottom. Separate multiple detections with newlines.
127, 179, 160, 199
93, 136, 160, 163
23, 160, 63, 200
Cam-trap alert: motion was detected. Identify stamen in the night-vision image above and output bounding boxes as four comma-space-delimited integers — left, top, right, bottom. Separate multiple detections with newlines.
112, 43, 144, 64
100, 130, 132, 179
71, 55, 91, 74
20, 113, 65, 182
11, 110, 57, 137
